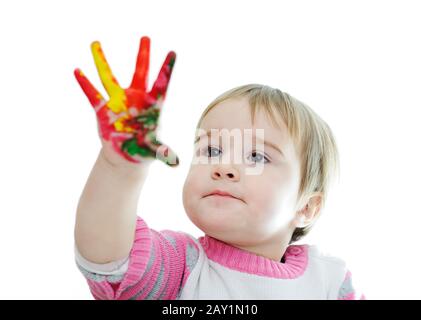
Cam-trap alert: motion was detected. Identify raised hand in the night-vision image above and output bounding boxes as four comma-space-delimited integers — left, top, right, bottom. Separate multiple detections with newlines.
74, 36, 179, 167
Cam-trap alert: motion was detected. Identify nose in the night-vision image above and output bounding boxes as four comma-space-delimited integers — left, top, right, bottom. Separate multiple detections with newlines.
211, 165, 240, 182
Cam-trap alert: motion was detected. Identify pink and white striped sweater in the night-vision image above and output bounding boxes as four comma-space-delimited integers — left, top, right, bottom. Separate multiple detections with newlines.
75, 217, 364, 300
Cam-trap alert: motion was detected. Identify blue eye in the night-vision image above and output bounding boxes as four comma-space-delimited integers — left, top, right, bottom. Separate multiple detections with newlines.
200, 146, 270, 164
205, 146, 221, 157
248, 151, 270, 164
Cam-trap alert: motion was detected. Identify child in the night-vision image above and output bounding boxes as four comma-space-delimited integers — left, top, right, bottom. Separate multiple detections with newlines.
73, 36, 364, 300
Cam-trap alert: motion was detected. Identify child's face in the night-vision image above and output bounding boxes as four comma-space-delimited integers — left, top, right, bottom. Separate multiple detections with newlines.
182, 97, 302, 247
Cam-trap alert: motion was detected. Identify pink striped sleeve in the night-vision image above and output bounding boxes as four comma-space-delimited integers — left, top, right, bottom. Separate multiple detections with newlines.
76, 217, 200, 300
337, 270, 366, 300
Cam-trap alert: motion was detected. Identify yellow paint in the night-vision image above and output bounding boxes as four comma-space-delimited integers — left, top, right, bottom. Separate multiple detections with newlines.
91, 41, 127, 114
112, 114, 134, 133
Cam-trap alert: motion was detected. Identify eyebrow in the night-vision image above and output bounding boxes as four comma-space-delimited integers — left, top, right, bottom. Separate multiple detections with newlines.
194, 130, 285, 157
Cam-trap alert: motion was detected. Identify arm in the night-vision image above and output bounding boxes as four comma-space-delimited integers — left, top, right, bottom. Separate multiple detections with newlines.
76, 217, 200, 300
73, 37, 178, 264
73, 37, 200, 300
74, 149, 150, 264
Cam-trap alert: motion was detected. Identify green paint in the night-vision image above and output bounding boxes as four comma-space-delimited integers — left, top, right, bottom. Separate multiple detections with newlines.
169, 57, 175, 69
137, 108, 159, 126
122, 138, 154, 157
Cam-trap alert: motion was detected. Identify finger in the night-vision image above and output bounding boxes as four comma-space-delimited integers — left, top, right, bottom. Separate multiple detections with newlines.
146, 139, 179, 167
91, 41, 123, 98
129, 36, 150, 92
74, 68, 106, 110
149, 51, 176, 102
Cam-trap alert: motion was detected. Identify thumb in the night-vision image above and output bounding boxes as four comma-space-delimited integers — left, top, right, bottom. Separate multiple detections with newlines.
146, 139, 179, 167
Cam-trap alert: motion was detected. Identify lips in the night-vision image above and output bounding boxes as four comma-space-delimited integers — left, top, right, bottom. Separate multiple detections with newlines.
204, 189, 240, 200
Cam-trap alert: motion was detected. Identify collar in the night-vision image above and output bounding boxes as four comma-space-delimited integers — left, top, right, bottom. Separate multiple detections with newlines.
199, 235, 308, 279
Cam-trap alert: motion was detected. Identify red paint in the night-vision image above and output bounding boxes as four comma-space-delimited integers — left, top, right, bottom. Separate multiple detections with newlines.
74, 37, 179, 166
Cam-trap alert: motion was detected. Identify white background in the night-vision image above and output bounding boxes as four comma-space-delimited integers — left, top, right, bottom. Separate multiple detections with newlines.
0, 0, 420, 299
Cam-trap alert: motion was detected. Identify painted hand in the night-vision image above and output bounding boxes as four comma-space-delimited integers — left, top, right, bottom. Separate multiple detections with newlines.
74, 36, 179, 167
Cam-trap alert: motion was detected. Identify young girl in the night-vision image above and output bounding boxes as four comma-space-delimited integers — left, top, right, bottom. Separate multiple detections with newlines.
73, 36, 364, 300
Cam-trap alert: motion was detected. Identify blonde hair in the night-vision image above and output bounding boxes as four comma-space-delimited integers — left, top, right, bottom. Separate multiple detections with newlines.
195, 84, 340, 244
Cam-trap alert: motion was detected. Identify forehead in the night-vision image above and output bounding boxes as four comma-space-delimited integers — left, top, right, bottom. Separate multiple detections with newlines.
199, 97, 290, 145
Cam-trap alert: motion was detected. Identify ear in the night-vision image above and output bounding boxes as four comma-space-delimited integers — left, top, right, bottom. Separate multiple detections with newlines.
293, 192, 323, 228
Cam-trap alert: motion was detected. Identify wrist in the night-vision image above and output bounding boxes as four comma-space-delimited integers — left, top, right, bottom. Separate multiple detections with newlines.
98, 148, 151, 179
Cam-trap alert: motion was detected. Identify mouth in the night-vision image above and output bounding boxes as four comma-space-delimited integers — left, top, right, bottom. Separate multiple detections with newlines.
203, 189, 243, 202
206, 194, 237, 199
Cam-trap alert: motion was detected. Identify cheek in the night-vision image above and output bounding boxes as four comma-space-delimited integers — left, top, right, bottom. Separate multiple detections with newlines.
182, 166, 206, 209
243, 177, 278, 217
249, 186, 279, 218
245, 173, 297, 223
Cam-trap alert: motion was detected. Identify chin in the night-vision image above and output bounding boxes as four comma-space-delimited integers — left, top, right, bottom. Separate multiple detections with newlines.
195, 210, 247, 237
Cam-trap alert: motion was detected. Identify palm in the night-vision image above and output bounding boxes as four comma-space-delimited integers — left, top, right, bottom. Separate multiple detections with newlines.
74, 37, 179, 166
